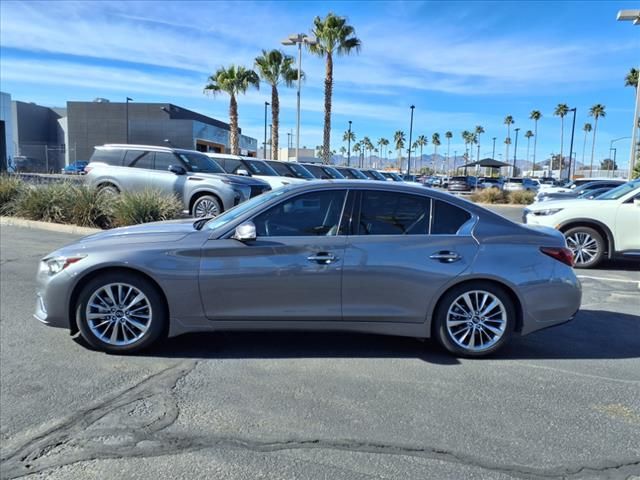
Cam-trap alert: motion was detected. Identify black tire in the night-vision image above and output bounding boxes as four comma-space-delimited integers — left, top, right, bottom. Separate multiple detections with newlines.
98, 184, 120, 196
433, 281, 515, 358
76, 272, 167, 354
191, 195, 222, 218
564, 226, 604, 269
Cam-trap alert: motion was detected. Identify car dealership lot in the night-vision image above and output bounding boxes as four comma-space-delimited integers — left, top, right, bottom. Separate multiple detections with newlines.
1, 221, 639, 479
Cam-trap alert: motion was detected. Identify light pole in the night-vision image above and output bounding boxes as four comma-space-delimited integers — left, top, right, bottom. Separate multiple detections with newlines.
406, 105, 415, 177
125, 97, 133, 143
609, 147, 617, 177
263, 102, 269, 159
347, 120, 352, 166
610, 136, 631, 177
566, 107, 577, 181
492, 137, 496, 160
282, 33, 317, 162
513, 128, 520, 177
616, 10, 640, 177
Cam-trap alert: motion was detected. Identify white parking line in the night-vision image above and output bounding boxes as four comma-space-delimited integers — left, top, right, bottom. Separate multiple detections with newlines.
577, 275, 640, 287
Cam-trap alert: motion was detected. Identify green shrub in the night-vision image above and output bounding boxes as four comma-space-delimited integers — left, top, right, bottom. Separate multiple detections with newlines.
68, 186, 113, 228
111, 189, 182, 227
0, 175, 26, 215
470, 187, 508, 204
507, 190, 536, 205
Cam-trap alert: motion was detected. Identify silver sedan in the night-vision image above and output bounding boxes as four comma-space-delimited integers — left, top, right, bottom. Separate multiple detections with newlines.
35, 181, 581, 357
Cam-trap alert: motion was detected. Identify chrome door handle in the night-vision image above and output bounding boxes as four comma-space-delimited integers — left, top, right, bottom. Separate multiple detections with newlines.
429, 251, 461, 263
307, 253, 338, 264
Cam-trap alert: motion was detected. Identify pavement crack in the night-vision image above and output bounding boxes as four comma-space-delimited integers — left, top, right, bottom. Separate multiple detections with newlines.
0, 361, 196, 479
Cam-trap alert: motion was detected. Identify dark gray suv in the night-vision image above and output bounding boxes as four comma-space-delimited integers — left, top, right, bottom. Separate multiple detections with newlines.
85, 145, 271, 217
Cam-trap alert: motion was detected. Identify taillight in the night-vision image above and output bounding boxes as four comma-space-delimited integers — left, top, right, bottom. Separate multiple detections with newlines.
540, 247, 574, 267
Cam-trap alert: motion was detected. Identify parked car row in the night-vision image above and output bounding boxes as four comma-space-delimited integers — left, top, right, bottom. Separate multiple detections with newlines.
84, 144, 419, 218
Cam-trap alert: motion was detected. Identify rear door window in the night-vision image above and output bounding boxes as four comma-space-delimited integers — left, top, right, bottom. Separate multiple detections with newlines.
154, 152, 178, 171
431, 200, 472, 234
357, 191, 430, 235
125, 150, 153, 169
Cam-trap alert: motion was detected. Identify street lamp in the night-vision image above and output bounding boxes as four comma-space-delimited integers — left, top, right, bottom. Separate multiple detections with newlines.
263, 102, 270, 159
617, 10, 640, 177
513, 128, 520, 177
566, 107, 577, 181
125, 97, 133, 143
492, 137, 496, 160
282, 33, 317, 162
610, 136, 631, 177
406, 105, 415, 177
347, 120, 352, 167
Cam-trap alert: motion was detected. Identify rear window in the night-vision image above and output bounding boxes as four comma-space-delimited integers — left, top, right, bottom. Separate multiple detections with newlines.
302, 164, 326, 178
431, 200, 472, 235
90, 149, 124, 166
287, 162, 314, 179
265, 161, 293, 177
323, 166, 345, 179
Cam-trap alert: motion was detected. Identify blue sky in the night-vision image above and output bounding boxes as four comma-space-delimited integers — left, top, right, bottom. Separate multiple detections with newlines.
1, 1, 638, 167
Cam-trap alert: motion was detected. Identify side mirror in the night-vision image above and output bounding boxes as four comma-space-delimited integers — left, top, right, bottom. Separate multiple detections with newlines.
169, 165, 186, 175
232, 221, 256, 242
236, 168, 250, 176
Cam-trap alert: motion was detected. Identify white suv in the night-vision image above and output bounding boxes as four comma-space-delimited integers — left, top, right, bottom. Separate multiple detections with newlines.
524, 179, 640, 268
205, 153, 306, 190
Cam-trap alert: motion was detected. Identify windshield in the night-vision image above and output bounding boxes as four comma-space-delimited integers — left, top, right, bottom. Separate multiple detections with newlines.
507, 178, 523, 183
286, 162, 314, 179
206, 188, 288, 230
594, 179, 640, 200
179, 153, 225, 174
350, 168, 369, 179
323, 166, 345, 179
244, 159, 279, 176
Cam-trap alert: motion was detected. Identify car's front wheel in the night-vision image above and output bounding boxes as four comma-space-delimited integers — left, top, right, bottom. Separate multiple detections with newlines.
564, 226, 604, 268
192, 195, 222, 218
434, 282, 515, 357
76, 273, 166, 354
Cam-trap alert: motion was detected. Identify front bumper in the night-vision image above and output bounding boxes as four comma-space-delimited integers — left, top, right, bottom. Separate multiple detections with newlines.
34, 263, 74, 330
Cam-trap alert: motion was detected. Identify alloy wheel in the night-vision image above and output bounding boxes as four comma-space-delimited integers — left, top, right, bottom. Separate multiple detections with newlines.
194, 198, 220, 217
86, 283, 152, 346
446, 290, 507, 352
566, 232, 599, 266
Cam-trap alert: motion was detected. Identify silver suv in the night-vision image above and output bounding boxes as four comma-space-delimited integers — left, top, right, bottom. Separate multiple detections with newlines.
85, 144, 271, 217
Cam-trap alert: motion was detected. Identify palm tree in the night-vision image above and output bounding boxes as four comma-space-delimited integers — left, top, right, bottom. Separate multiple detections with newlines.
469, 133, 478, 163
589, 104, 606, 175
524, 130, 534, 171
254, 50, 300, 160
504, 116, 514, 164
625, 67, 639, 89
394, 130, 405, 169
474, 125, 484, 161
414, 135, 427, 171
352, 142, 361, 167
204, 65, 259, 154
529, 110, 542, 169
315, 145, 323, 158
581, 122, 592, 166
339, 145, 346, 157
445, 131, 453, 173
553, 103, 569, 170
377, 138, 389, 164
309, 13, 361, 163
362, 136, 374, 167
461, 130, 471, 158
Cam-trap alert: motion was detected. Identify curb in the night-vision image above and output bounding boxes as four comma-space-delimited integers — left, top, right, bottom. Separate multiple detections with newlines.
0, 216, 101, 235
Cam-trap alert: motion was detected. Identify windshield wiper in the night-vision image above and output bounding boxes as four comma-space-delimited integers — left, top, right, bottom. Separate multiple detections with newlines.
193, 217, 213, 230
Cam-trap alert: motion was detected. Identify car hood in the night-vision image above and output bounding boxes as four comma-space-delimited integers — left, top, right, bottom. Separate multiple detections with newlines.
527, 198, 608, 211
77, 218, 197, 245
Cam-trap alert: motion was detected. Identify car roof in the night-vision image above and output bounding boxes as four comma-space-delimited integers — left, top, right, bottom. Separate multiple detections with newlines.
99, 144, 208, 156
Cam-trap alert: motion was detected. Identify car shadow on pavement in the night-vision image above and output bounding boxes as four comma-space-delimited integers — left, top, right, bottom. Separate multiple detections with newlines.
130, 309, 639, 364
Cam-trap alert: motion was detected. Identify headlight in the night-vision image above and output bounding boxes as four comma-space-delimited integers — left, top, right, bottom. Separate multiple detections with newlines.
533, 208, 563, 216
43, 255, 86, 275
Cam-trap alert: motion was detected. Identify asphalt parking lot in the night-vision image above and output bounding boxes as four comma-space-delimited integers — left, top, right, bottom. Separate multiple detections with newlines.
1, 213, 639, 480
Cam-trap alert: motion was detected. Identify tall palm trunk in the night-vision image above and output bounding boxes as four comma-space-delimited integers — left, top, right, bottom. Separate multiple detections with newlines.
532, 120, 538, 172
526, 138, 531, 173
271, 85, 279, 160
229, 94, 239, 155
505, 125, 510, 164
447, 139, 451, 173
590, 118, 599, 176
559, 118, 564, 172
322, 53, 333, 164
582, 131, 588, 166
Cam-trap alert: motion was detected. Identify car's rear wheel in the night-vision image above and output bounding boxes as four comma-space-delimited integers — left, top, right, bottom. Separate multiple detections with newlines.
564, 226, 604, 268
434, 282, 515, 357
98, 184, 120, 196
76, 273, 166, 354
192, 195, 221, 218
